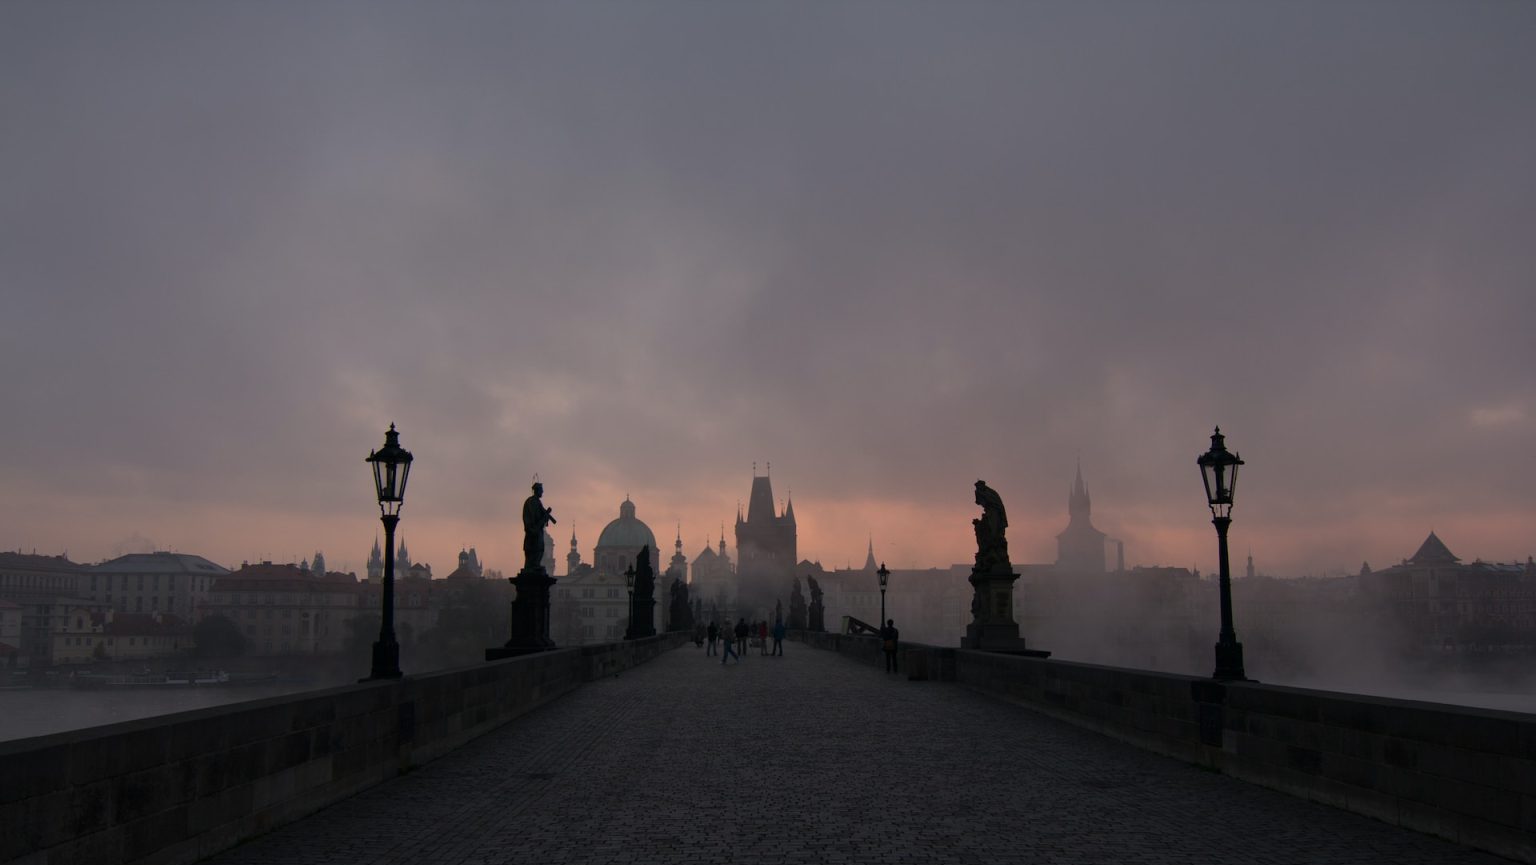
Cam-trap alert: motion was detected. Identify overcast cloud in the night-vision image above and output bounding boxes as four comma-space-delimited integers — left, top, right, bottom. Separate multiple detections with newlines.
3, 2, 1533, 577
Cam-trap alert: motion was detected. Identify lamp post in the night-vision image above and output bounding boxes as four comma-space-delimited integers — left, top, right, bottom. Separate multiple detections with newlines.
363, 424, 413, 681
623, 564, 637, 640
877, 562, 890, 631
1198, 426, 1246, 681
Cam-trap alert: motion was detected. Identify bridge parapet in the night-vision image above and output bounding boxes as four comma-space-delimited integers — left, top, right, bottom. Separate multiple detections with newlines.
0, 632, 689, 865
789, 630, 1536, 864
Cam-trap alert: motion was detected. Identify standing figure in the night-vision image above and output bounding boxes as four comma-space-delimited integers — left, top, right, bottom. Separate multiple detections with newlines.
880, 618, 900, 674
706, 621, 719, 656
734, 618, 749, 657
771, 618, 785, 656
523, 482, 556, 573
721, 626, 739, 665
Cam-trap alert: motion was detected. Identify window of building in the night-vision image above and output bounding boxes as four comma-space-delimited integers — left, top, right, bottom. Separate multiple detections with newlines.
582, 588, 594, 599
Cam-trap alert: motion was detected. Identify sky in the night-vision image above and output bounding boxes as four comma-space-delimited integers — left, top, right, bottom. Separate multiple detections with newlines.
2, 2, 1533, 579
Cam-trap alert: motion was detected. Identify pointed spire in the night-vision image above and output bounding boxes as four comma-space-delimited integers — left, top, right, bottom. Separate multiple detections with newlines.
675, 523, 683, 552
1409, 531, 1459, 565
863, 537, 877, 572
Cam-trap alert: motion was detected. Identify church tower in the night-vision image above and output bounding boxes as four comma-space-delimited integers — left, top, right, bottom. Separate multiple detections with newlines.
395, 537, 412, 579
367, 537, 384, 581
567, 527, 582, 577
1055, 461, 1108, 574
735, 465, 797, 605
669, 526, 688, 583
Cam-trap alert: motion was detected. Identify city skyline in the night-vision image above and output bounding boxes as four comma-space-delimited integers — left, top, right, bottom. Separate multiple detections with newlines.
3, 3, 1533, 579
4, 460, 1528, 583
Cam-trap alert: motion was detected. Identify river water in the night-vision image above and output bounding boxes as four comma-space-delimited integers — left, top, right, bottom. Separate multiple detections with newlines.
0, 681, 344, 743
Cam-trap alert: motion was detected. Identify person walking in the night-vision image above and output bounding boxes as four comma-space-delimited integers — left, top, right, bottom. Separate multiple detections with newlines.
706, 621, 719, 656
721, 627, 739, 664
758, 620, 770, 655
734, 618, 749, 658
880, 618, 900, 674
771, 618, 785, 656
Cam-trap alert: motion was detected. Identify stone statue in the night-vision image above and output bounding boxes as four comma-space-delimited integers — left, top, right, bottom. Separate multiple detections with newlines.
807, 575, 825, 632
961, 479, 1043, 655
668, 576, 693, 632
628, 546, 657, 638
522, 482, 556, 573
972, 480, 1011, 574
789, 578, 808, 630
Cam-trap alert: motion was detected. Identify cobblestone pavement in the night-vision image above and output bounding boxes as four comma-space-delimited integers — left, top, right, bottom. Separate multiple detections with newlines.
204, 645, 1510, 865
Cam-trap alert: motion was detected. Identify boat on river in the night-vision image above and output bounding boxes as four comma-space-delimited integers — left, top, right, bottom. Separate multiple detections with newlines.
68, 670, 277, 689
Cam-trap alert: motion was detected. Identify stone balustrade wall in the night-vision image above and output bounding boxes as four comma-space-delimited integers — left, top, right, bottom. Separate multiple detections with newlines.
791, 629, 1536, 864
0, 633, 688, 865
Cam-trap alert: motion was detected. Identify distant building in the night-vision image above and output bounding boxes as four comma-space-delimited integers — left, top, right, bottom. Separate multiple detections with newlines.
51, 610, 192, 665
1055, 463, 1107, 575
552, 523, 626, 645
84, 552, 229, 617
1362, 532, 1536, 651
689, 530, 736, 619
366, 537, 422, 582
204, 562, 364, 655
663, 528, 690, 631
593, 497, 659, 577
0, 552, 107, 665
735, 470, 796, 606
0, 599, 21, 667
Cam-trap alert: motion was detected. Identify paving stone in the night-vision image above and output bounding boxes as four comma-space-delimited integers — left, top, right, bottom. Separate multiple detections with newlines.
201, 646, 1509, 865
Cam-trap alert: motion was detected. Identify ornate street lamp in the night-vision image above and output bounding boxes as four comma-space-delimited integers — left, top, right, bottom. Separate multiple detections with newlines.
1198, 426, 1246, 681
363, 424, 412, 681
877, 562, 890, 632
623, 564, 637, 640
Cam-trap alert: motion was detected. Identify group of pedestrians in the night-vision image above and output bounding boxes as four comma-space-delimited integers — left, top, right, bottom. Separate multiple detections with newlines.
702, 617, 786, 664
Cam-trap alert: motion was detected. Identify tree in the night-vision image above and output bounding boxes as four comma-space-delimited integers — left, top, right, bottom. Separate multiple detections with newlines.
192, 615, 247, 659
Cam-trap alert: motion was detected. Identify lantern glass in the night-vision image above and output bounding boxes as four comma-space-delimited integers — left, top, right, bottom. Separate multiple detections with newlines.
877, 564, 890, 590
366, 424, 413, 515
625, 566, 636, 592
1196, 427, 1243, 517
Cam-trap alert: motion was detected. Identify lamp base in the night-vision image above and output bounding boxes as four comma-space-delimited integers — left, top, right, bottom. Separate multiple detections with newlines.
1212, 639, 1248, 681
360, 639, 403, 681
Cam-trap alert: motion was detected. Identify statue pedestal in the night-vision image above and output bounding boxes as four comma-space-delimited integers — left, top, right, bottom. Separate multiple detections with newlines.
486, 567, 557, 660
961, 567, 1049, 656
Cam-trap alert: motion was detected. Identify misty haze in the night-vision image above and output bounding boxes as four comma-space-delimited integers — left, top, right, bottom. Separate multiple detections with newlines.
2, 3, 1533, 865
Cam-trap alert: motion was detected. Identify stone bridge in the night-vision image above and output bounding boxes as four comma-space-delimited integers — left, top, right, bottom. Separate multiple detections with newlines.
2, 635, 1532, 865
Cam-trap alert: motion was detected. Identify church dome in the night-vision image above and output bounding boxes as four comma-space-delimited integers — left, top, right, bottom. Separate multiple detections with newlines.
596, 498, 658, 553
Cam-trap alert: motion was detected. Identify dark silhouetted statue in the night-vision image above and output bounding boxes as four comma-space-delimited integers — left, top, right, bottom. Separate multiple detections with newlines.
789, 578, 808, 630
962, 480, 1046, 657
668, 575, 693, 632
489, 481, 559, 659
627, 546, 657, 639
522, 482, 556, 572
807, 576, 825, 632
972, 480, 1010, 574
